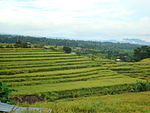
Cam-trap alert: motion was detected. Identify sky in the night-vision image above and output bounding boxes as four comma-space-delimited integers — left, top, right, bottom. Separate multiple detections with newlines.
0, 0, 150, 41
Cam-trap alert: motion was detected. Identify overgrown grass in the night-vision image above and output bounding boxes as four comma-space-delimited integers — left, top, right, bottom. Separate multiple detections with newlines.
18, 91, 150, 113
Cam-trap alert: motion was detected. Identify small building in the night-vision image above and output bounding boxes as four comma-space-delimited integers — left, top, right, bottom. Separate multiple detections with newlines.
70, 52, 76, 54
76, 47, 88, 51
116, 58, 121, 62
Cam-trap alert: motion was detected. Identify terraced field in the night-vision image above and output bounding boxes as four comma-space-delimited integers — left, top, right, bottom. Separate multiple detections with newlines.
0, 48, 149, 101
27, 91, 150, 113
104, 58, 150, 80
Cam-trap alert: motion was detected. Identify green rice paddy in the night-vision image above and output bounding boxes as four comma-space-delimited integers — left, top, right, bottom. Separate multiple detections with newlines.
0, 48, 149, 112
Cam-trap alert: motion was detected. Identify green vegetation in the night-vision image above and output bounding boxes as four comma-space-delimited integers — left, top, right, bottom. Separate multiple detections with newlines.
19, 91, 150, 113
0, 48, 149, 113
0, 34, 140, 50
63, 46, 72, 53
0, 48, 149, 95
132, 81, 150, 92
0, 34, 141, 61
104, 58, 150, 80
134, 46, 150, 61
2, 34, 149, 62
0, 82, 15, 104
14, 40, 31, 48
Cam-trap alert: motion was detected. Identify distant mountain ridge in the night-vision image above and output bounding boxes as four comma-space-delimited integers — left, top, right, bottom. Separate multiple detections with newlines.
0, 34, 141, 51
122, 39, 150, 45
105, 38, 150, 45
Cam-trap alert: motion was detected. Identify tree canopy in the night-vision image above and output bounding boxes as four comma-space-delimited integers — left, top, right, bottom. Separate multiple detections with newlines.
134, 46, 150, 61
63, 46, 72, 53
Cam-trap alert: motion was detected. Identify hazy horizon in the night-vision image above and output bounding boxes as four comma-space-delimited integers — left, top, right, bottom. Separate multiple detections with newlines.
0, 0, 150, 41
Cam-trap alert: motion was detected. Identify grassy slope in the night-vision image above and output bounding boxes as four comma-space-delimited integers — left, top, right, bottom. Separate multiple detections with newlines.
0, 48, 149, 94
20, 91, 150, 113
104, 58, 150, 80
0, 48, 150, 112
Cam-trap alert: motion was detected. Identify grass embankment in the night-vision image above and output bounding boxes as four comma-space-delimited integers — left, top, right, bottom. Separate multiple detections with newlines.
19, 91, 150, 113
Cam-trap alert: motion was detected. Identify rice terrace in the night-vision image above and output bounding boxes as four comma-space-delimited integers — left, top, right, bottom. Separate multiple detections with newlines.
0, 0, 150, 112
0, 39, 150, 113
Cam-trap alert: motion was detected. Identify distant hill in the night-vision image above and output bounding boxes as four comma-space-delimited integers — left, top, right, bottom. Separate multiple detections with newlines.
122, 39, 150, 45
105, 38, 150, 45
0, 34, 141, 51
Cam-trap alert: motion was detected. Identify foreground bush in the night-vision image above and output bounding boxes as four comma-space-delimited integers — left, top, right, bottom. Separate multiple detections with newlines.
131, 81, 150, 92
0, 82, 15, 104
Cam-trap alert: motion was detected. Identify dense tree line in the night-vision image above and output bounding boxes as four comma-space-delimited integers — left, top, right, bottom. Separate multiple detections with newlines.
0, 34, 140, 50
134, 46, 150, 61
2, 34, 147, 62
14, 40, 31, 48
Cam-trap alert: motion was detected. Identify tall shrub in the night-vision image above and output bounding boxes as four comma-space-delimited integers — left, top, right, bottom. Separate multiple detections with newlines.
0, 82, 15, 104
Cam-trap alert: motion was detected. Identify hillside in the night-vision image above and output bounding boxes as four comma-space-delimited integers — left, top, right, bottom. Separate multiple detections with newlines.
0, 48, 150, 113
29, 91, 150, 113
1, 0, 150, 112
0, 34, 140, 50
1, 48, 149, 96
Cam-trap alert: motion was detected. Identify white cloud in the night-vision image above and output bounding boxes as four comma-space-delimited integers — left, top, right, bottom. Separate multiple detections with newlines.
111, 10, 134, 18
0, 0, 150, 41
